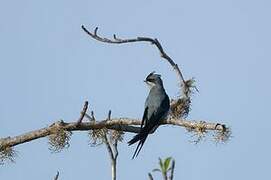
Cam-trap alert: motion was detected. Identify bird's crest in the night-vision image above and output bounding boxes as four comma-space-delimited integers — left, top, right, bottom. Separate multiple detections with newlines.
146, 71, 161, 81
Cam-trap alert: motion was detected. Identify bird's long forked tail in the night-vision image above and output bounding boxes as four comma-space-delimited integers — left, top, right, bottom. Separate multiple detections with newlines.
128, 132, 148, 159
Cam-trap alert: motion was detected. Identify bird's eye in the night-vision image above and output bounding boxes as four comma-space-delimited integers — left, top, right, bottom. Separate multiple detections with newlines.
147, 78, 155, 82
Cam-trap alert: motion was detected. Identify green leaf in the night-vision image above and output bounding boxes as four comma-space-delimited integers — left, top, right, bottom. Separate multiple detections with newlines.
164, 157, 172, 172
159, 158, 164, 171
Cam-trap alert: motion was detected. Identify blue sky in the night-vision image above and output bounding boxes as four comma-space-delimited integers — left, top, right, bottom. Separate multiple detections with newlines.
1, 0, 271, 179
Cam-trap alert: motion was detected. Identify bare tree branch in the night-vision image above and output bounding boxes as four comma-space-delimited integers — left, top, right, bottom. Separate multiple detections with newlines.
81, 25, 187, 94
103, 110, 118, 180
0, 118, 227, 150
103, 111, 114, 159
112, 138, 118, 160
104, 133, 116, 180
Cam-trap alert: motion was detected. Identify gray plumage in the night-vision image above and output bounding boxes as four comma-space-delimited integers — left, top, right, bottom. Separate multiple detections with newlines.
128, 72, 170, 159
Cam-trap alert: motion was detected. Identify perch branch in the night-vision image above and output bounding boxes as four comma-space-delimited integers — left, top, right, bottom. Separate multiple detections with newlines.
0, 118, 227, 149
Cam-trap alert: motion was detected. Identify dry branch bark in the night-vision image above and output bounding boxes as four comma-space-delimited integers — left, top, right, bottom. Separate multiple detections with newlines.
81, 25, 186, 92
0, 118, 226, 149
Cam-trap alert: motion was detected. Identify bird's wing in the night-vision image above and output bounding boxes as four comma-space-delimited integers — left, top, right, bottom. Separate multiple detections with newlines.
128, 95, 170, 159
141, 107, 148, 129
144, 94, 170, 129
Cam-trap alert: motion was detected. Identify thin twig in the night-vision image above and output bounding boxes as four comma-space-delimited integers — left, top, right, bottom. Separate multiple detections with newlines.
53, 171, 59, 180
148, 173, 154, 180
113, 140, 118, 160
81, 25, 187, 92
104, 111, 114, 161
76, 101, 89, 125
104, 134, 114, 162
104, 132, 117, 180
169, 160, 175, 180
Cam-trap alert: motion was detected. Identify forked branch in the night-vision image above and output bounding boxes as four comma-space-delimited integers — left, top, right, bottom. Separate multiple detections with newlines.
103, 110, 119, 180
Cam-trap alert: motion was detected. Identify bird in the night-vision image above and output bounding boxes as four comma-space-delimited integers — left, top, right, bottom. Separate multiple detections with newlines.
128, 72, 170, 159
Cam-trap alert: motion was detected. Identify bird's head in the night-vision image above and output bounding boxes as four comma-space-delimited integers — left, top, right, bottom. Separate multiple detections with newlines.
144, 71, 163, 88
